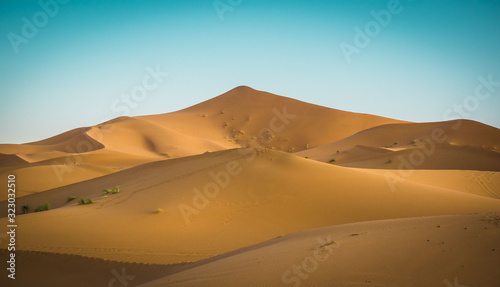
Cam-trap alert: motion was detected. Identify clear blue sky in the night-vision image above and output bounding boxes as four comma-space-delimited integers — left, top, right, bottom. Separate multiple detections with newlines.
1, 0, 499, 144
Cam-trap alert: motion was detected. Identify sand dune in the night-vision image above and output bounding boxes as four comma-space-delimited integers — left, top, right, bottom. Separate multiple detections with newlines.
2, 149, 500, 266
296, 119, 500, 170
139, 213, 500, 287
1, 86, 499, 286
0, 86, 404, 198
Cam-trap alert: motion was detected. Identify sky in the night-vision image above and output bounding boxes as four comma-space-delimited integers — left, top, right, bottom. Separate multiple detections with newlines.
1, 0, 499, 144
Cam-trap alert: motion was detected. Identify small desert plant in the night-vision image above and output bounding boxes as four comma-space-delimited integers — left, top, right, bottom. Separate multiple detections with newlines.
336, 150, 340, 154
386, 159, 393, 164
103, 188, 111, 195
154, 208, 164, 214
21, 205, 32, 214
67, 196, 76, 202
112, 186, 120, 194
34, 202, 50, 212
393, 142, 398, 145
220, 110, 225, 114
306, 144, 310, 149
329, 158, 336, 163
78, 198, 94, 205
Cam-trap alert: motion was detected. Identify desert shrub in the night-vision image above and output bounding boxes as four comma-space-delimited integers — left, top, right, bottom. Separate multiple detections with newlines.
103, 188, 111, 194
112, 186, 120, 194
386, 159, 393, 164
34, 203, 50, 212
329, 158, 336, 162
21, 205, 32, 214
79, 198, 94, 205
67, 196, 76, 202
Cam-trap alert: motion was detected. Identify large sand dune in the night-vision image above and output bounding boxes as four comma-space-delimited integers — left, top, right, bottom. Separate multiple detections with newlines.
0, 86, 405, 198
1, 86, 499, 286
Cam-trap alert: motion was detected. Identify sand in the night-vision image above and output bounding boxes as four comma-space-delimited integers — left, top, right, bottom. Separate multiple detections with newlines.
1, 86, 499, 286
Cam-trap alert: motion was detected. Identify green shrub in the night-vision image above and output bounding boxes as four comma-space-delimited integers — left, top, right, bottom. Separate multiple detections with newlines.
111, 186, 120, 194
67, 196, 76, 202
34, 203, 50, 212
386, 159, 393, 164
21, 205, 32, 214
329, 158, 336, 163
102, 188, 111, 194
78, 198, 94, 205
